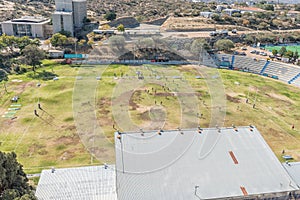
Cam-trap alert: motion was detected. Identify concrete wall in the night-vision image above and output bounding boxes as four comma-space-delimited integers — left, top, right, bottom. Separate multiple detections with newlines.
31, 24, 44, 38
55, 0, 73, 11
1, 23, 13, 35
72, 1, 87, 28
52, 12, 74, 36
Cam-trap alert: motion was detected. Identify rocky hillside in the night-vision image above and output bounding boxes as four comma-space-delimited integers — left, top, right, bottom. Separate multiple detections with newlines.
1, 0, 211, 22
0, 0, 55, 21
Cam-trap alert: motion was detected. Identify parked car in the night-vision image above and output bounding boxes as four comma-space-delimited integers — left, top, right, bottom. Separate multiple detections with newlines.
210, 31, 217, 36
255, 51, 260, 55
241, 47, 247, 50
240, 52, 246, 56
232, 29, 237, 34
261, 52, 267, 56
250, 50, 256, 54
233, 51, 239, 55
269, 55, 275, 58
221, 30, 228, 36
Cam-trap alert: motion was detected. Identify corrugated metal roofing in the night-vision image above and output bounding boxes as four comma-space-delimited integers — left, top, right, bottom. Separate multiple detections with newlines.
283, 162, 300, 187
115, 127, 299, 200
35, 165, 117, 200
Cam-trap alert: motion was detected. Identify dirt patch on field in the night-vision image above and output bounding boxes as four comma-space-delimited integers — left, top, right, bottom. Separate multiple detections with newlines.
266, 93, 295, 104
129, 91, 141, 110
59, 150, 75, 160
55, 135, 80, 146
13, 81, 35, 94
139, 110, 151, 121
98, 97, 111, 115
61, 125, 76, 131
226, 94, 241, 103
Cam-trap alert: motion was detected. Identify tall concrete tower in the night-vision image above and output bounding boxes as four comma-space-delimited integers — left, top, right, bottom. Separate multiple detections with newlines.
52, 0, 86, 36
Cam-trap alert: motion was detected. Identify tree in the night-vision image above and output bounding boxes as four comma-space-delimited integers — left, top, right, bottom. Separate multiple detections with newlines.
0, 34, 17, 53
279, 46, 287, 56
78, 39, 86, 46
264, 4, 274, 11
272, 49, 278, 56
44, 40, 51, 48
21, 44, 45, 72
50, 33, 68, 47
117, 24, 125, 32
211, 13, 221, 21
190, 39, 210, 55
108, 35, 125, 51
0, 152, 37, 200
104, 11, 117, 21
284, 50, 294, 59
59, 30, 72, 37
15, 37, 31, 51
293, 51, 299, 60
232, 12, 241, 18
0, 69, 8, 93
295, 4, 300, 11
138, 38, 155, 49
214, 39, 235, 52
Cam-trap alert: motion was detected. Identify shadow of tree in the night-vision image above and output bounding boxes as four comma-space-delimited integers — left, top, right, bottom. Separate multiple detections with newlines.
27, 70, 58, 81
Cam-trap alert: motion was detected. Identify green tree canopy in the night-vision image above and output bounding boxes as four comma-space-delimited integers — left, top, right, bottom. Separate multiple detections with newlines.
0, 35, 40, 53
50, 33, 68, 47
264, 4, 274, 11
279, 46, 287, 56
0, 69, 8, 83
21, 44, 45, 72
117, 24, 125, 32
190, 39, 210, 55
293, 51, 299, 60
284, 50, 294, 59
104, 11, 117, 21
138, 38, 155, 49
0, 152, 37, 200
272, 49, 278, 56
214, 39, 235, 52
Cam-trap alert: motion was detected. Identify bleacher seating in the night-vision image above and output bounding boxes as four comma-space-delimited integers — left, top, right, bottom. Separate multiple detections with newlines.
202, 51, 218, 68
232, 56, 265, 74
293, 78, 300, 87
208, 53, 300, 88
263, 62, 300, 83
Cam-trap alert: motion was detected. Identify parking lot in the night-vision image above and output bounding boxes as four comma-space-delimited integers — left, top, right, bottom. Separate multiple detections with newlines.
233, 46, 272, 61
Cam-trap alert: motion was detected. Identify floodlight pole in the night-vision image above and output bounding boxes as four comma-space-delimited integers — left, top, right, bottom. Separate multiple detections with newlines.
199, 46, 203, 66
253, 88, 258, 106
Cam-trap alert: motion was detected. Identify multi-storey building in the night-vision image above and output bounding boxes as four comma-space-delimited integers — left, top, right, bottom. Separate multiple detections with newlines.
52, 0, 87, 36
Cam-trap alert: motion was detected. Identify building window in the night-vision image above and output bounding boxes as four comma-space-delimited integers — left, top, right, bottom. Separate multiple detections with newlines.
60, 15, 64, 31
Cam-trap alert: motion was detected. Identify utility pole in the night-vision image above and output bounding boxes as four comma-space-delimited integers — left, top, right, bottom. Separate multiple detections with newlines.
199, 46, 203, 66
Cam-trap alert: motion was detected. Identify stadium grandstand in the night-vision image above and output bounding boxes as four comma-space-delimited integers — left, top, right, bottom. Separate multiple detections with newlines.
213, 54, 300, 88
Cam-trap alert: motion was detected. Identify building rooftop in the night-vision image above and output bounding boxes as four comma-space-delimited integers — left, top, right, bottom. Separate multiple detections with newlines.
35, 165, 117, 200
115, 126, 299, 200
53, 11, 73, 15
283, 162, 300, 187
236, 7, 265, 12
72, 0, 87, 2
12, 16, 48, 23
2, 16, 50, 24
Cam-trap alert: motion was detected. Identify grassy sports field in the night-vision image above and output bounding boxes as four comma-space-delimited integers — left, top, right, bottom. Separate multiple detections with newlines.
0, 61, 300, 174
265, 45, 300, 53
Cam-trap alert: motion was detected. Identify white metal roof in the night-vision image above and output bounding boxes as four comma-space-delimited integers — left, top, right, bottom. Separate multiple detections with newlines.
283, 162, 300, 187
115, 126, 299, 200
36, 165, 117, 200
